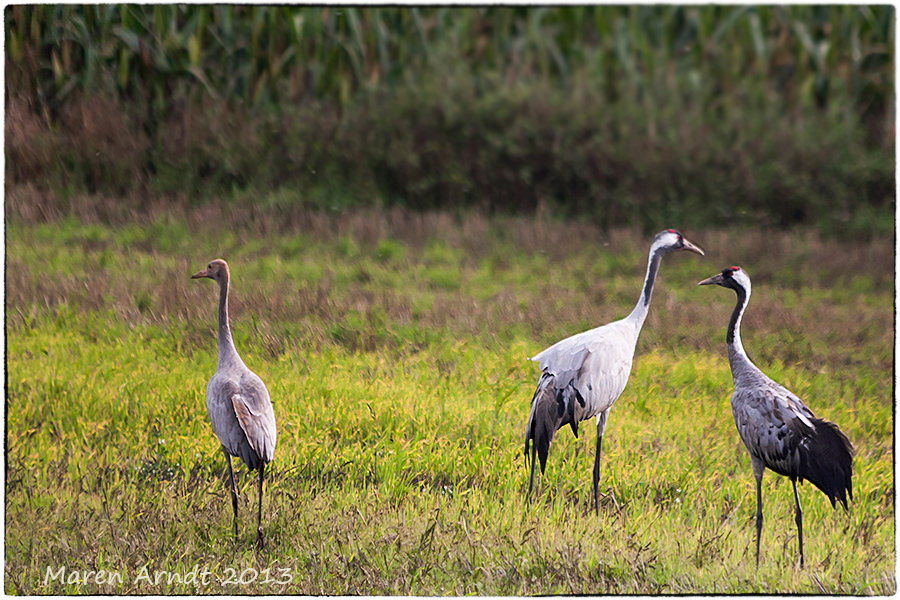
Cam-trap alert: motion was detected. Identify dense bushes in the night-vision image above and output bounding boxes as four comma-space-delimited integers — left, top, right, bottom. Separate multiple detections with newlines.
5, 6, 895, 236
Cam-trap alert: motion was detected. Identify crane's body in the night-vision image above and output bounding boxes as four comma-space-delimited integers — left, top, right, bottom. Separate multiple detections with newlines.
206, 366, 276, 471
527, 318, 637, 446
524, 230, 704, 513
699, 266, 853, 567
530, 318, 640, 420
193, 259, 277, 548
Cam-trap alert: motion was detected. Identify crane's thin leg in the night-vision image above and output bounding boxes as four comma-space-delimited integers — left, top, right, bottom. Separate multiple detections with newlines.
592, 410, 609, 516
750, 457, 765, 568
754, 474, 763, 569
792, 478, 804, 568
223, 448, 239, 539
526, 443, 538, 505
256, 464, 266, 549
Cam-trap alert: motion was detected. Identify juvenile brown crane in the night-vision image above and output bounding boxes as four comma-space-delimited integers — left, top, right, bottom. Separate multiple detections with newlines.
524, 229, 704, 513
192, 259, 277, 548
698, 266, 853, 567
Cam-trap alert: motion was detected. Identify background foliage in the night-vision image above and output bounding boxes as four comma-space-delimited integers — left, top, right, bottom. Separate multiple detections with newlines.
5, 5, 895, 235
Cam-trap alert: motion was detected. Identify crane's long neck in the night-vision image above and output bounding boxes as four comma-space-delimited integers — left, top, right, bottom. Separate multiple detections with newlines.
627, 244, 665, 328
216, 274, 241, 369
726, 285, 754, 380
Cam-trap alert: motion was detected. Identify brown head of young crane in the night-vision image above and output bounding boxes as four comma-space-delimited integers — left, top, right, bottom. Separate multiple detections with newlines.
192, 259, 277, 548
524, 229, 704, 514
698, 266, 853, 568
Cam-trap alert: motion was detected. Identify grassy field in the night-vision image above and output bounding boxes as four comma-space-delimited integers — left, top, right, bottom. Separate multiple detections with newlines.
5, 201, 894, 594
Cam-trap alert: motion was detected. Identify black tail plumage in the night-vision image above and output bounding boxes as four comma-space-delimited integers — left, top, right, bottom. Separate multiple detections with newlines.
525, 378, 562, 475
525, 372, 586, 486
799, 417, 854, 509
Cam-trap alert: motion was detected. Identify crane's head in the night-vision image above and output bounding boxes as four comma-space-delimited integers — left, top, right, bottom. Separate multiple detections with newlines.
652, 229, 705, 256
697, 266, 751, 295
191, 258, 230, 283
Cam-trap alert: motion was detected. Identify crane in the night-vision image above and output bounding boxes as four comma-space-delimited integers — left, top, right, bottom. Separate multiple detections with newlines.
698, 266, 853, 567
192, 259, 277, 548
524, 229, 704, 514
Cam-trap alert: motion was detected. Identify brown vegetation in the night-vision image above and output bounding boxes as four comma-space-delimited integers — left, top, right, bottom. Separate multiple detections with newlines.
7, 182, 892, 375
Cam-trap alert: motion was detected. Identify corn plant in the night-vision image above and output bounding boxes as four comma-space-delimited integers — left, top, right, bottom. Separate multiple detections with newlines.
5, 6, 893, 130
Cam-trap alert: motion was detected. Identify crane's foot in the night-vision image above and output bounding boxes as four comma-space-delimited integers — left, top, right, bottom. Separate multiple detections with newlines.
256, 527, 265, 550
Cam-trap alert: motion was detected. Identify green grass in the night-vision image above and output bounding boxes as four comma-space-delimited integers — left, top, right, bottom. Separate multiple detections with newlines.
5, 210, 894, 594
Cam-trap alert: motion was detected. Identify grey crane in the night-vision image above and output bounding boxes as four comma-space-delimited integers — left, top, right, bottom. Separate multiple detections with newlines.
524, 229, 704, 514
698, 266, 853, 567
192, 259, 277, 548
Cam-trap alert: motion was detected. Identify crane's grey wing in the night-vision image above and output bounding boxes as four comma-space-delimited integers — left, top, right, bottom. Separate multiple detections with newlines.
207, 376, 256, 467
530, 327, 597, 383
731, 382, 815, 477
232, 371, 277, 464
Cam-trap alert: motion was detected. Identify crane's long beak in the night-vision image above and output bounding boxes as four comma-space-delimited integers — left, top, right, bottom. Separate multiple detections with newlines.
191, 268, 209, 279
681, 238, 705, 256
697, 273, 723, 286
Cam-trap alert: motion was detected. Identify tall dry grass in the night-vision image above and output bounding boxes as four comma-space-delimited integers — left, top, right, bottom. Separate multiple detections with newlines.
7, 186, 892, 374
